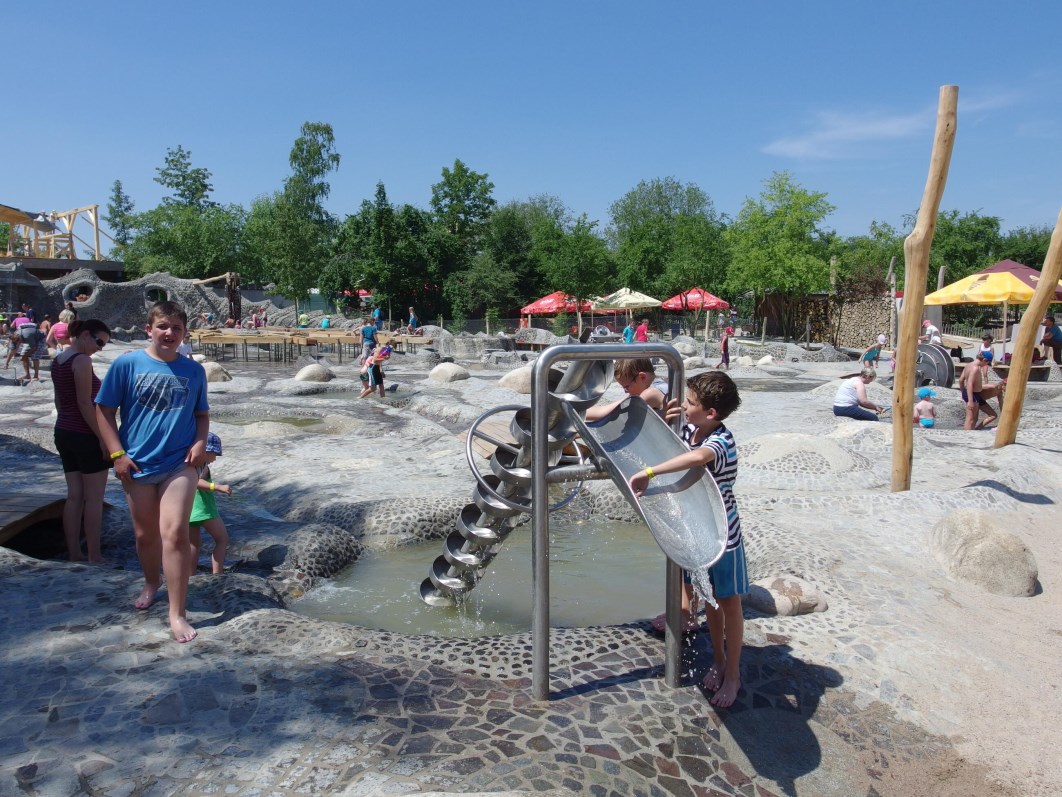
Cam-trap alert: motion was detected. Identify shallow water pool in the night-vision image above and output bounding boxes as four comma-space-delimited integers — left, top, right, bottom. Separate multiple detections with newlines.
291, 518, 666, 638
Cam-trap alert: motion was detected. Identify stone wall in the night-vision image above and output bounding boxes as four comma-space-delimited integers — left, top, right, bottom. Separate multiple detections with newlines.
832, 296, 892, 349
37, 268, 300, 336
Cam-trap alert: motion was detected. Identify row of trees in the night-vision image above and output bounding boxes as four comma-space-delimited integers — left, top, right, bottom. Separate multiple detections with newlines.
106, 121, 1055, 334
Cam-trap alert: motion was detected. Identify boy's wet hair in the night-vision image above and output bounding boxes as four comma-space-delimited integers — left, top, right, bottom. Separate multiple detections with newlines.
615, 357, 656, 381
686, 371, 741, 420
147, 300, 188, 326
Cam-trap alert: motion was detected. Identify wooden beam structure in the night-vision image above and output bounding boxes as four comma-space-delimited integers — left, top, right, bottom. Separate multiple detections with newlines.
891, 86, 958, 492
994, 207, 1062, 447
3, 203, 114, 260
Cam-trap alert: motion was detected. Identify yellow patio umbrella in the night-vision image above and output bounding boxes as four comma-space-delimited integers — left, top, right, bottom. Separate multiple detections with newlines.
924, 259, 1062, 357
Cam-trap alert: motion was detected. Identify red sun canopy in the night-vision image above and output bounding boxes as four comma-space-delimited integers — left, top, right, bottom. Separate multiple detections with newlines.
661, 288, 729, 311
521, 291, 594, 315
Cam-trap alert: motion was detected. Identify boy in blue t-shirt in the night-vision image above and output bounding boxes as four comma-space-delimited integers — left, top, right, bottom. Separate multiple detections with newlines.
360, 317, 378, 358
629, 371, 746, 708
96, 301, 210, 643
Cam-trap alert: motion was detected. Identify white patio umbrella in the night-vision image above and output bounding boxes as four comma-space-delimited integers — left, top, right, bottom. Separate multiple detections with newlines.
592, 287, 662, 315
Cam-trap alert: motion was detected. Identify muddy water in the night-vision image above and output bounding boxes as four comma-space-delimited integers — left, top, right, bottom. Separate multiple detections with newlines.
291, 518, 666, 638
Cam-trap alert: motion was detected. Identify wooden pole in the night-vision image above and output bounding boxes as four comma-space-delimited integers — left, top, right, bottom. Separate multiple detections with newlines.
994, 207, 1062, 447
892, 86, 958, 493
888, 256, 898, 348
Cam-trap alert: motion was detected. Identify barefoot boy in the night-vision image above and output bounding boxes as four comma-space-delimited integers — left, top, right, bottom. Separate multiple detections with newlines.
629, 372, 747, 707
96, 301, 210, 643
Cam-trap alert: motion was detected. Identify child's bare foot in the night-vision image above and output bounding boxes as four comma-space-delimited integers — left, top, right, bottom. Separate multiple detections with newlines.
701, 664, 724, 692
710, 673, 741, 708
133, 584, 159, 610
170, 616, 198, 643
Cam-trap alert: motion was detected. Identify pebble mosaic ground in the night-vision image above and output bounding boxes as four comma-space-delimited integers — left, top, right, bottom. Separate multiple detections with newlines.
1, 339, 1060, 797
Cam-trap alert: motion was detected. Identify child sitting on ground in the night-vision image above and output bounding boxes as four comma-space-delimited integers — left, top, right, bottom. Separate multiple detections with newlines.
629, 371, 747, 708
585, 357, 668, 421
913, 387, 937, 428
188, 432, 231, 575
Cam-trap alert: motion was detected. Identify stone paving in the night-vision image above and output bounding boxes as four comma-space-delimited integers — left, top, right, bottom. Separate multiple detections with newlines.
1, 343, 1060, 796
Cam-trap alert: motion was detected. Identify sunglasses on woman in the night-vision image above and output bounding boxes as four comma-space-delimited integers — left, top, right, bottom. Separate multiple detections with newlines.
94, 337, 107, 348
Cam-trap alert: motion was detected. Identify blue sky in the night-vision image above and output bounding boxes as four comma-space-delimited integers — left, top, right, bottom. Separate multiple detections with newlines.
5, 1, 1061, 240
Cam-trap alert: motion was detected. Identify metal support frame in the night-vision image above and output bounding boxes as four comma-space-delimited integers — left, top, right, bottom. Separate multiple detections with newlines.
531, 343, 685, 701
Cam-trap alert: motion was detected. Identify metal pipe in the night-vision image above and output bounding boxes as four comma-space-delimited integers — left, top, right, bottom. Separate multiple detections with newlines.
544, 464, 607, 483
531, 343, 685, 701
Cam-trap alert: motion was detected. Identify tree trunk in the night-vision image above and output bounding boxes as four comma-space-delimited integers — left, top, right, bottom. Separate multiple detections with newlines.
892, 86, 958, 492
995, 206, 1062, 447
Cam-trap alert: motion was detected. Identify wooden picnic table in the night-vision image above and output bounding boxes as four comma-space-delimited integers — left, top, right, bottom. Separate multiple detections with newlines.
191, 328, 433, 363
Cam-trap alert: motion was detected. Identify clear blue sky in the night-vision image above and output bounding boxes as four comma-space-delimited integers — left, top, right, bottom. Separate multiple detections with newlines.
6, 1, 1061, 240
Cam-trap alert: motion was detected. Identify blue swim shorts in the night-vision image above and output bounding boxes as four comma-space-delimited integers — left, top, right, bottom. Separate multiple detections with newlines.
685, 539, 750, 600
919, 418, 935, 428
131, 462, 196, 486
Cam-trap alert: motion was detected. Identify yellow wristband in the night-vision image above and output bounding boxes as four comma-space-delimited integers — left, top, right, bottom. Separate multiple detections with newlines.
209, 482, 216, 492
645, 467, 655, 480
109, 450, 125, 460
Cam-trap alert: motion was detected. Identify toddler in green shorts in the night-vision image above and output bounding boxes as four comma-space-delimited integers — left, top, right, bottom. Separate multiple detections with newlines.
188, 432, 232, 575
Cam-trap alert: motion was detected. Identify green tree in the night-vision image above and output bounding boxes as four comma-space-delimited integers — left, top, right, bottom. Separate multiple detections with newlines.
725, 171, 836, 337
999, 224, 1053, 270
123, 202, 247, 279
430, 159, 496, 241
483, 202, 535, 304
155, 145, 215, 208
104, 179, 136, 252
608, 177, 727, 298
540, 215, 613, 332
246, 123, 341, 300
840, 221, 903, 282
429, 159, 496, 284
904, 209, 1002, 288
443, 250, 519, 326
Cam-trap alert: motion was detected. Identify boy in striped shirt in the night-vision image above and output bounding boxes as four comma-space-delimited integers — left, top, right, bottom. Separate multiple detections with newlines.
629, 371, 747, 707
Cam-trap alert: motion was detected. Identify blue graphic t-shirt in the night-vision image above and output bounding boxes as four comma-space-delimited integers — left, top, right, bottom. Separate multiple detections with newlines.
95, 350, 209, 479
361, 324, 377, 345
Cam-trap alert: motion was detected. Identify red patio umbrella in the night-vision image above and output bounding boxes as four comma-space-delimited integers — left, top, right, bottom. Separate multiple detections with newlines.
661, 287, 729, 311
521, 291, 593, 315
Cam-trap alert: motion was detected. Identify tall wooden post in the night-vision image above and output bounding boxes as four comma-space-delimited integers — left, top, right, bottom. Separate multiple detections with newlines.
892, 86, 958, 492
994, 207, 1062, 447
887, 256, 897, 348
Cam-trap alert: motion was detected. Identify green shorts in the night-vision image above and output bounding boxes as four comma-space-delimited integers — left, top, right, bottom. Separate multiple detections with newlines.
190, 488, 219, 524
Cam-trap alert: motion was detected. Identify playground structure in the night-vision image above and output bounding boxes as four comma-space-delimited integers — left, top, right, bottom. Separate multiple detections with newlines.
914, 342, 956, 388
420, 343, 730, 699
1, 203, 113, 261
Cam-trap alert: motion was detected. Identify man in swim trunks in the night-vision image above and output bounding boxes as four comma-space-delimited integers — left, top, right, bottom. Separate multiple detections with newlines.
959, 352, 999, 430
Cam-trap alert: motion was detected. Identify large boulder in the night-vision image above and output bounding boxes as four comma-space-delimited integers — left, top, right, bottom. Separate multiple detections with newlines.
672, 339, 699, 357
294, 363, 335, 382
744, 576, 828, 616
927, 509, 1038, 596
202, 361, 232, 383
429, 362, 470, 383
735, 355, 755, 367
498, 365, 534, 394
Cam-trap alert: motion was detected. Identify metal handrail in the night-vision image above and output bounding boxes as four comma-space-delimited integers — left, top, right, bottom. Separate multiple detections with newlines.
530, 343, 686, 701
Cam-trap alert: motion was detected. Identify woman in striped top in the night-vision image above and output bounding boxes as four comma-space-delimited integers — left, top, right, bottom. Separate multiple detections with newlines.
52, 318, 112, 562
